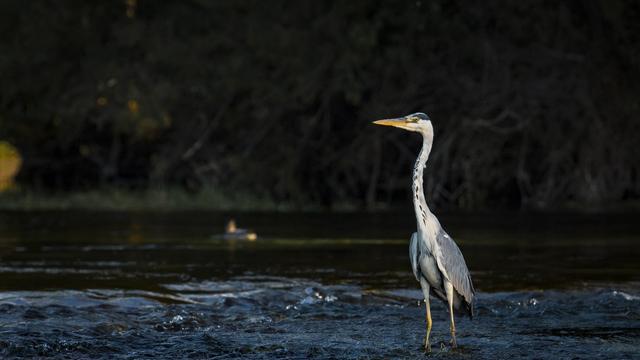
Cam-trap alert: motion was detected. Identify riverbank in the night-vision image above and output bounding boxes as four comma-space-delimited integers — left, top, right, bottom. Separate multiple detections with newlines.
0, 188, 291, 212
0, 188, 638, 213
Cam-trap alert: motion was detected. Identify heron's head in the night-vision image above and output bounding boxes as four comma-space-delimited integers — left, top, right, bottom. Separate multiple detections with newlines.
373, 112, 433, 138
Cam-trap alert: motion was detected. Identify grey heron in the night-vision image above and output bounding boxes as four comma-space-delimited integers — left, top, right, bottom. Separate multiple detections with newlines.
374, 113, 475, 351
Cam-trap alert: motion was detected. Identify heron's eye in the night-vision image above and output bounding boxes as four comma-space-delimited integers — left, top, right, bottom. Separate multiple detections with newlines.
407, 117, 419, 123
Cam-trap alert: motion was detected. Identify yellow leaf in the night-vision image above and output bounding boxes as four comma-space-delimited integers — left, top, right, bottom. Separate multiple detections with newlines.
0, 141, 22, 192
128, 99, 140, 114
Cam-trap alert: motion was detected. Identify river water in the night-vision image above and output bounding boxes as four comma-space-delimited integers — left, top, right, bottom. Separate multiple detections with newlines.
0, 211, 638, 359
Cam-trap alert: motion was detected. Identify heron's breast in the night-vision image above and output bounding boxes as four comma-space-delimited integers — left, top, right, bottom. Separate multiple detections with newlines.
419, 254, 442, 290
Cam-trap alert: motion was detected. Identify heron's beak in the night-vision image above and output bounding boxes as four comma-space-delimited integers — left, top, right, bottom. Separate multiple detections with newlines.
372, 117, 408, 128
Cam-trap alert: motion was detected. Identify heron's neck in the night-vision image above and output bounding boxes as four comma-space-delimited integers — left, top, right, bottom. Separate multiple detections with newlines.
412, 136, 434, 232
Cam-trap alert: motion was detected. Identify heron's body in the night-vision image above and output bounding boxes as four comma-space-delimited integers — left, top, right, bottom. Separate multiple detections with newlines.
374, 112, 475, 351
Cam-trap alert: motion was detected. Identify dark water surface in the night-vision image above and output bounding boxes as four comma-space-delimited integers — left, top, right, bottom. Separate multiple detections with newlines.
0, 211, 638, 359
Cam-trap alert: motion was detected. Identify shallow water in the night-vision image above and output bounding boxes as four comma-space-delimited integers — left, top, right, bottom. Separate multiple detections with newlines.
0, 211, 638, 359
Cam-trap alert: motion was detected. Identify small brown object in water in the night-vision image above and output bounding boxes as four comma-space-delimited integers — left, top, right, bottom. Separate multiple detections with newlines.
224, 219, 257, 241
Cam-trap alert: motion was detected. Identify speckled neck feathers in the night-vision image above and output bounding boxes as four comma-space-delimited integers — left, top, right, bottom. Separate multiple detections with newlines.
412, 136, 434, 235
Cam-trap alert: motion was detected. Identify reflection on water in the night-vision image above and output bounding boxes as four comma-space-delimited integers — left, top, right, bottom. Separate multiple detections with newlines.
0, 211, 638, 359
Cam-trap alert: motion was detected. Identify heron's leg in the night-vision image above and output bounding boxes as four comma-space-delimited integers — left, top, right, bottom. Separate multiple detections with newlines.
444, 280, 457, 348
419, 278, 432, 352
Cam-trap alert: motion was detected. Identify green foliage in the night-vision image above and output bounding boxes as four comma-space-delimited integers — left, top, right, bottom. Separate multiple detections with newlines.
0, 1, 639, 210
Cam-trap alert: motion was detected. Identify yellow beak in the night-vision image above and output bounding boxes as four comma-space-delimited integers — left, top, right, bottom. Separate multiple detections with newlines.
372, 117, 407, 128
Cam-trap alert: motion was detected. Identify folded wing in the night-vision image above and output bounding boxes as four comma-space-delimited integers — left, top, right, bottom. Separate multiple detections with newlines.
434, 230, 475, 305
409, 232, 420, 282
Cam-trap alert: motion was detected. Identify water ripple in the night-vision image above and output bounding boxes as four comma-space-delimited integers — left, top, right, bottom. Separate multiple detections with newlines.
0, 278, 638, 359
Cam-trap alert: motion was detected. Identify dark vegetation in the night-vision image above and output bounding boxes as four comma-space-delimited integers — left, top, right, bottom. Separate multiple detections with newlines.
1, 1, 638, 210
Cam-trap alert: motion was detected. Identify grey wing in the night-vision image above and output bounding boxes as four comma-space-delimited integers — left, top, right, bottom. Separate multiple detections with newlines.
435, 229, 475, 303
409, 232, 420, 282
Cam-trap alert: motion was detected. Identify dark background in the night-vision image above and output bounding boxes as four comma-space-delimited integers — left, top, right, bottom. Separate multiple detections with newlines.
1, 0, 638, 210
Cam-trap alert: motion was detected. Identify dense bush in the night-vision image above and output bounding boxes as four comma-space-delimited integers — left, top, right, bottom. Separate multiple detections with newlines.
1, 1, 638, 209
